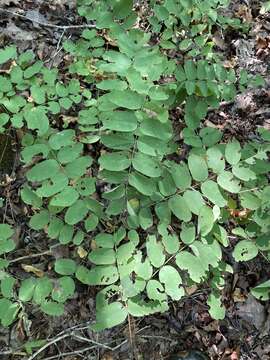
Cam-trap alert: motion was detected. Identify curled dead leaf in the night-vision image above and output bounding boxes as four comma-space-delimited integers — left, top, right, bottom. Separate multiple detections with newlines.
77, 246, 88, 258
21, 264, 44, 277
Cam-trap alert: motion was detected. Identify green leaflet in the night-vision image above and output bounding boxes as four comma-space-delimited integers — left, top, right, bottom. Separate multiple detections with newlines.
99, 152, 131, 171
129, 172, 157, 195
36, 173, 68, 198
201, 180, 227, 207
92, 302, 128, 331
29, 210, 50, 230
217, 171, 241, 193
183, 190, 205, 215
102, 111, 137, 132
180, 223, 196, 245
55, 259, 76, 275
159, 265, 184, 301
64, 200, 88, 225
240, 192, 261, 210
233, 240, 258, 261
132, 153, 162, 178
24, 107, 49, 136
140, 117, 172, 140
176, 241, 222, 283
207, 293, 225, 320
101, 51, 131, 74
50, 187, 79, 207
49, 130, 75, 150
76, 265, 119, 285
88, 249, 116, 265
26, 160, 59, 182
0, 46, 17, 65
251, 280, 270, 301
107, 90, 144, 110
0, 299, 19, 326
225, 139, 241, 165
52, 277, 75, 303
188, 153, 208, 182
170, 163, 191, 190
146, 235, 165, 268
232, 164, 256, 181
65, 156, 92, 178
168, 195, 192, 222
198, 205, 215, 236
41, 301, 64, 316
19, 278, 36, 302
206, 146, 225, 174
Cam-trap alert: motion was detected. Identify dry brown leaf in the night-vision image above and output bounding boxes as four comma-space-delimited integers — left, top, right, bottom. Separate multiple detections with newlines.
235, 5, 253, 23
1, 0, 20, 4
77, 246, 88, 258
256, 36, 270, 50
203, 320, 220, 332
212, 31, 226, 50
232, 288, 246, 302
223, 57, 237, 69
230, 349, 240, 360
101, 353, 114, 360
91, 239, 98, 251
21, 264, 44, 277
60, 115, 78, 124
185, 284, 198, 295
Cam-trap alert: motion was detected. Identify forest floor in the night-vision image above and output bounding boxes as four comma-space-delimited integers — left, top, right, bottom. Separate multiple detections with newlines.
0, 1, 270, 359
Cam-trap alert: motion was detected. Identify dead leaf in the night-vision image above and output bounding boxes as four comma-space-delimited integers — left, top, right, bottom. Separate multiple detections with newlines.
185, 284, 198, 295
101, 353, 114, 360
203, 320, 220, 332
60, 115, 78, 124
235, 5, 253, 23
4, 23, 34, 41
21, 264, 44, 277
213, 31, 226, 50
77, 246, 88, 258
256, 36, 270, 50
25, 10, 47, 27
236, 294, 266, 329
230, 349, 239, 360
232, 288, 246, 302
0, 0, 19, 4
223, 57, 237, 69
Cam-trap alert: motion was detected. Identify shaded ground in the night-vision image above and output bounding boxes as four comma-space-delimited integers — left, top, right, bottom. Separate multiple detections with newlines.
0, 1, 269, 359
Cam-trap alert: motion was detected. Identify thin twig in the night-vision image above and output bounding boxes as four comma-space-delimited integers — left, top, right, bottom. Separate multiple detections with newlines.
47, 30, 67, 69
25, 324, 152, 360
72, 334, 113, 351
9, 250, 52, 263
0, 8, 96, 30
8, 242, 63, 263
127, 313, 134, 348
139, 334, 177, 341
42, 346, 97, 360
28, 333, 71, 360
0, 351, 26, 356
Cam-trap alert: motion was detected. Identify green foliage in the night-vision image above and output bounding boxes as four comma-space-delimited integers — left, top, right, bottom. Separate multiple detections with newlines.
0, 0, 269, 331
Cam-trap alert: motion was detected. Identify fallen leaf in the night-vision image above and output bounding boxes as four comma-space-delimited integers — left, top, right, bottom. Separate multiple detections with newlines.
22, 264, 44, 277
4, 23, 34, 41
185, 284, 198, 295
236, 294, 266, 329
233, 288, 246, 302
231, 349, 239, 360
235, 5, 253, 22
77, 246, 88, 258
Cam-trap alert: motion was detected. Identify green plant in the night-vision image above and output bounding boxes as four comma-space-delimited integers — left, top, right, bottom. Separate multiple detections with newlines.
0, 0, 269, 331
